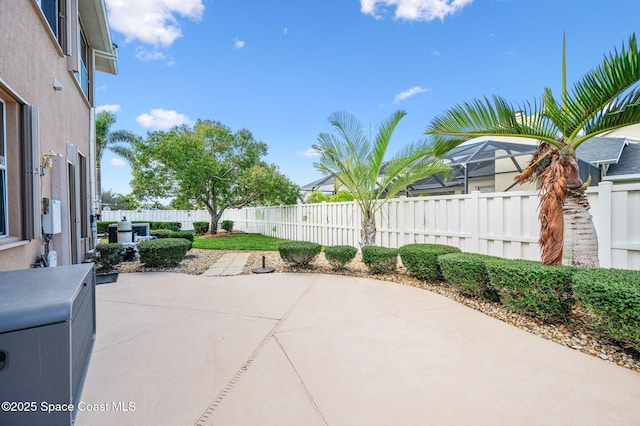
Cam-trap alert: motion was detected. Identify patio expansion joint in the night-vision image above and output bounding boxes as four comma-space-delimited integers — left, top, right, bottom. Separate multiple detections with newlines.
195, 281, 316, 425
273, 334, 329, 425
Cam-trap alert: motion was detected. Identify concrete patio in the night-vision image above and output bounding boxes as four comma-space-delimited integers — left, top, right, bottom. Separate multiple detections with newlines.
76, 272, 640, 425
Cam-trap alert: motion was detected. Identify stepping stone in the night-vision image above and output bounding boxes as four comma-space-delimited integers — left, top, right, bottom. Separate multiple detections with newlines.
202, 253, 251, 276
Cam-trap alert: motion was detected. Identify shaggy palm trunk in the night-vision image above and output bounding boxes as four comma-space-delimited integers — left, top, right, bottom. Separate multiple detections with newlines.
562, 187, 599, 268
96, 162, 102, 211
360, 217, 376, 246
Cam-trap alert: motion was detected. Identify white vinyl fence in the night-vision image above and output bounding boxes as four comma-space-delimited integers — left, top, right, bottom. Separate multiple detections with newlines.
101, 209, 211, 232
102, 181, 640, 270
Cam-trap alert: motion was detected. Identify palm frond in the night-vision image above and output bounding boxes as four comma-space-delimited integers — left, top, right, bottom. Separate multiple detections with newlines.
369, 110, 407, 178
579, 89, 640, 141
562, 33, 640, 141
426, 95, 559, 157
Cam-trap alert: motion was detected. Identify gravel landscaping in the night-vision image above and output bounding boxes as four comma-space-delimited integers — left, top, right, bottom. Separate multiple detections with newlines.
116, 248, 640, 374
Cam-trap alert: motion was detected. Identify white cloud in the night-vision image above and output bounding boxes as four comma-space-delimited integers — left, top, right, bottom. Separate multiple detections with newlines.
283, 27, 288, 35
233, 38, 246, 49
360, 0, 473, 21
297, 148, 321, 158
135, 48, 169, 62
110, 158, 126, 167
96, 104, 121, 113
105, 0, 204, 47
136, 109, 190, 130
394, 86, 431, 103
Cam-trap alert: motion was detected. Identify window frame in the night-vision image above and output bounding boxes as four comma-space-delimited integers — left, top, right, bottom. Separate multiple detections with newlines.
0, 99, 7, 238
36, 0, 68, 51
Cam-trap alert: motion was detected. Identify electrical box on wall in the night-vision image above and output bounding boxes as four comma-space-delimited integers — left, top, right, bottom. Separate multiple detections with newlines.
42, 199, 61, 234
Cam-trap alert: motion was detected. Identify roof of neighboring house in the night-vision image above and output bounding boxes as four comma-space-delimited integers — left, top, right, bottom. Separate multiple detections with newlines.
575, 137, 627, 166
302, 139, 538, 193
607, 143, 640, 176
79, 0, 118, 75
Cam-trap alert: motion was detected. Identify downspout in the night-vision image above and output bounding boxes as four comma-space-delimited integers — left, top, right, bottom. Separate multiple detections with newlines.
89, 108, 98, 248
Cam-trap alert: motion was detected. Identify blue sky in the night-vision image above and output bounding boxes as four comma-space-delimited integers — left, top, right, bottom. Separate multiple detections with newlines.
97, 0, 640, 197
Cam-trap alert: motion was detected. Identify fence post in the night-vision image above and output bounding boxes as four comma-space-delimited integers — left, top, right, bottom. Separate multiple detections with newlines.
597, 181, 613, 268
398, 196, 406, 248
296, 203, 303, 241
469, 191, 480, 253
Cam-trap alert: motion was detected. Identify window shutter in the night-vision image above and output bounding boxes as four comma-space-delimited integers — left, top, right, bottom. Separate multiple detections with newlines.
66, 0, 78, 71
23, 105, 41, 240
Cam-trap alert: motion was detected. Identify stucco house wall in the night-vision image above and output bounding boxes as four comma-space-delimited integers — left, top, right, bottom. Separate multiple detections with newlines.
0, 1, 116, 271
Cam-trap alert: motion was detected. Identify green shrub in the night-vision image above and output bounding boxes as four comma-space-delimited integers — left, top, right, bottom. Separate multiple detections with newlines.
97, 220, 182, 234
149, 221, 181, 231
485, 259, 575, 320
137, 238, 191, 267
193, 221, 209, 235
169, 231, 195, 244
97, 221, 118, 235
307, 190, 329, 204
361, 246, 398, 274
324, 245, 357, 270
221, 220, 234, 233
438, 253, 501, 300
94, 243, 123, 271
151, 229, 171, 239
278, 241, 322, 267
573, 268, 640, 351
329, 190, 354, 202
399, 244, 461, 281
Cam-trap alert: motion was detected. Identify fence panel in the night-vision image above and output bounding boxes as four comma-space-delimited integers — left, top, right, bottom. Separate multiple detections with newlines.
100, 181, 640, 270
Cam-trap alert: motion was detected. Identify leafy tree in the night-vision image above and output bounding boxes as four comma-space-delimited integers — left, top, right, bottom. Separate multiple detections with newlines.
426, 34, 640, 267
95, 111, 139, 210
131, 119, 299, 233
100, 189, 137, 210
313, 110, 449, 246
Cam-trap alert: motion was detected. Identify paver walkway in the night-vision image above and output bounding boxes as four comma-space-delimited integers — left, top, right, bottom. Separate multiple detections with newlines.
202, 252, 251, 276
76, 272, 640, 425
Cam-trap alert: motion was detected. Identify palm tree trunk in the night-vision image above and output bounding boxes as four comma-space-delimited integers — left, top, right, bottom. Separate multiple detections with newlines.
360, 217, 376, 246
562, 187, 599, 268
96, 163, 102, 212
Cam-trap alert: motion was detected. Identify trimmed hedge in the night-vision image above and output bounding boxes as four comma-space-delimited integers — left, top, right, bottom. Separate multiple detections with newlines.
94, 243, 123, 271
97, 220, 182, 234
485, 259, 575, 320
324, 245, 357, 270
137, 238, 191, 267
169, 231, 195, 245
439, 252, 501, 300
399, 244, 461, 281
361, 246, 398, 274
221, 220, 234, 233
573, 268, 640, 351
151, 229, 172, 239
97, 221, 117, 235
193, 221, 209, 235
278, 241, 322, 267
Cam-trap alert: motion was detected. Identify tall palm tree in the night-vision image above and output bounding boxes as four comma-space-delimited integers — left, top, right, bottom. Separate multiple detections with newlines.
426, 34, 640, 267
95, 111, 138, 210
313, 110, 449, 246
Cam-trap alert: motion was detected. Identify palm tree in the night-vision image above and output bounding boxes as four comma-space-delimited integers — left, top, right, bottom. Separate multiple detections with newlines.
313, 110, 449, 246
425, 34, 640, 267
95, 111, 138, 211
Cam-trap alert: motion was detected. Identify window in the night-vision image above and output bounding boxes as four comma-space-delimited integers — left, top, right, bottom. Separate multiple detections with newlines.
37, 0, 66, 49
76, 23, 90, 98
0, 86, 40, 244
0, 100, 6, 237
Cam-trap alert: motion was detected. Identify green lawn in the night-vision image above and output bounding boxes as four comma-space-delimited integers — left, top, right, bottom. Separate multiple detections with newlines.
192, 234, 289, 251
